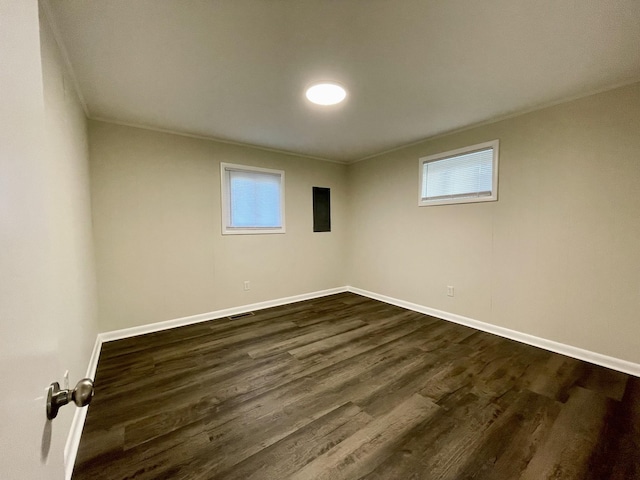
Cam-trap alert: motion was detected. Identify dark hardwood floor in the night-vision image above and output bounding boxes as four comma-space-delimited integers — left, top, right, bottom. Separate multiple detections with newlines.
72, 293, 640, 479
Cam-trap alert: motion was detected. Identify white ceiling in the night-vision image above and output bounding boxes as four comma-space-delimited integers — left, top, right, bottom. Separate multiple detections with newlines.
47, 0, 640, 163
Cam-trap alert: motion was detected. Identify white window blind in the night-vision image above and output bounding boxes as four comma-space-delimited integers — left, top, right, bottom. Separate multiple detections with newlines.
419, 140, 499, 206
229, 170, 281, 228
221, 163, 285, 234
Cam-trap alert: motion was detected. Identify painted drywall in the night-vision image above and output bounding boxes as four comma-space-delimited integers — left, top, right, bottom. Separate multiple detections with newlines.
347, 81, 640, 364
89, 121, 347, 330
0, 1, 98, 478
40, 3, 99, 397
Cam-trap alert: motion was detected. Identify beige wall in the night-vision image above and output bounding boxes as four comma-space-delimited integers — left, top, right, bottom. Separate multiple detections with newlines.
347, 82, 640, 364
40, 5, 99, 389
89, 121, 348, 330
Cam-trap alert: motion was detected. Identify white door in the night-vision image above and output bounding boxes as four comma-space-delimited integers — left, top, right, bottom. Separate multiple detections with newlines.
1, 0, 66, 477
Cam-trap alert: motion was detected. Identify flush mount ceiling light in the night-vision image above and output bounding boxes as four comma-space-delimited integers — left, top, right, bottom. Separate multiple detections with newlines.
305, 82, 347, 106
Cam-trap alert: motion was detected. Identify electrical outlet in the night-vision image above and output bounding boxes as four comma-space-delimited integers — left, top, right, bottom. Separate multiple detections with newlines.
447, 286, 454, 297
243, 281, 250, 291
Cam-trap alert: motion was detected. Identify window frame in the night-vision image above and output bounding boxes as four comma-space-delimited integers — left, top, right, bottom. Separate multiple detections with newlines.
418, 139, 499, 207
220, 162, 286, 235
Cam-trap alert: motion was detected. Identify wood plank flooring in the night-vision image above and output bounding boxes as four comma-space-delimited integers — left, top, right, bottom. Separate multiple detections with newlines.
72, 293, 640, 479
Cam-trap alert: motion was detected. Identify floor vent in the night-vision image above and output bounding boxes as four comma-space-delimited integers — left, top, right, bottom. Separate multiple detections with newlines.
228, 311, 255, 320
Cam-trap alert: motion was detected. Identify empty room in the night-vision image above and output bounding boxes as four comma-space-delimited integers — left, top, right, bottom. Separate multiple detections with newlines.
2, 1, 640, 479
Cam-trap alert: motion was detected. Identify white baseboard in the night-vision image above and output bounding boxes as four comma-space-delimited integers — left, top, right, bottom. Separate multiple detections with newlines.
99, 287, 348, 343
346, 286, 640, 378
63, 286, 347, 479
64, 334, 102, 480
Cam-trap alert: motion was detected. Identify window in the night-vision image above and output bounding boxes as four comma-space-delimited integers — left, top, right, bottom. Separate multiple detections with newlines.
419, 140, 499, 206
221, 163, 285, 234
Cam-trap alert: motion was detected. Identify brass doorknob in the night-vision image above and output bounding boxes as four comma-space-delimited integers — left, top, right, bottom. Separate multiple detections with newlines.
46, 378, 94, 420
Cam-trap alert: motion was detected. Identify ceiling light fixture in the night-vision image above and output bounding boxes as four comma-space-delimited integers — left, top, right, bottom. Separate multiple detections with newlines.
305, 82, 347, 106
